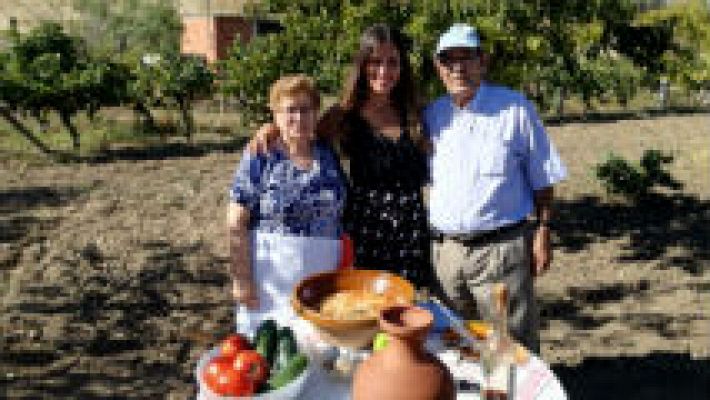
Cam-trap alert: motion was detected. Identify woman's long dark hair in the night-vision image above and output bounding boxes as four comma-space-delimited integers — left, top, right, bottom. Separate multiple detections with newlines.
338, 23, 424, 148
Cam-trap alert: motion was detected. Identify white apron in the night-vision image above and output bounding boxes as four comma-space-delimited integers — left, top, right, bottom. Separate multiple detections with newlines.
235, 231, 341, 337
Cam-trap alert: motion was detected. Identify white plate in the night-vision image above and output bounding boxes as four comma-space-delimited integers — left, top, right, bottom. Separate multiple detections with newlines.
195, 347, 313, 400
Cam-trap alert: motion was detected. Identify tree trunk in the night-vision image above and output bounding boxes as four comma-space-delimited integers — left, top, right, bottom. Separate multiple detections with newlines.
133, 101, 157, 133
31, 110, 50, 133
555, 87, 565, 118
0, 106, 53, 155
178, 99, 194, 142
59, 111, 80, 150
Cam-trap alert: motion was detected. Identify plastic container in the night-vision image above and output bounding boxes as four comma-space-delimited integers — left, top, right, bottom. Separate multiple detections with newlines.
195, 347, 313, 400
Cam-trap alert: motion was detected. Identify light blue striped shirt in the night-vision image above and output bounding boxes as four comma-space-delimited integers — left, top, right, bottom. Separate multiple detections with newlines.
423, 82, 567, 233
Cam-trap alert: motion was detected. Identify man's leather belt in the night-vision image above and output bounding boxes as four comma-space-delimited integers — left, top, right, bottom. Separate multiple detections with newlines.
432, 220, 528, 245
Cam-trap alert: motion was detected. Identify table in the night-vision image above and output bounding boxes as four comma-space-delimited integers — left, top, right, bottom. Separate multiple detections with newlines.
198, 304, 568, 400
300, 342, 568, 400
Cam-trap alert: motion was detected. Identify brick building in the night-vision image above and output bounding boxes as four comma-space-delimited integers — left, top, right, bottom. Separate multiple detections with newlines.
179, 0, 260, 63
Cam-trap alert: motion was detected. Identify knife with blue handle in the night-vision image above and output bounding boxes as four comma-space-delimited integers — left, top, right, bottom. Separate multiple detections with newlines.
431, 297, 482, 351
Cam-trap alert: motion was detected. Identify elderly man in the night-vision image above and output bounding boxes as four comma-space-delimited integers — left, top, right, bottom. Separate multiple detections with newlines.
424, 23, 567, 354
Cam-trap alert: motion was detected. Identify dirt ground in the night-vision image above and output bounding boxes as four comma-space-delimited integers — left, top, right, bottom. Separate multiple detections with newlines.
1, 114, 709, 399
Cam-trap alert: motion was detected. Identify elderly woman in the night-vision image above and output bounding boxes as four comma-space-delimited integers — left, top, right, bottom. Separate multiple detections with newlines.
227, 74, 347, 330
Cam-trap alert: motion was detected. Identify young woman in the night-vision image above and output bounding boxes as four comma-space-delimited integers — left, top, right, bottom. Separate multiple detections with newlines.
252, 24, 432, 288
228, 74, 347, 328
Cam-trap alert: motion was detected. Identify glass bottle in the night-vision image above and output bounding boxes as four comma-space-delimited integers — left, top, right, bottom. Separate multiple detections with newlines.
480, 283, 516, 400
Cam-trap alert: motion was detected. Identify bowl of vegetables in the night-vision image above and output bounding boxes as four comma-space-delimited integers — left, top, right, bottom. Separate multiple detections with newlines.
196, 319, 312, 399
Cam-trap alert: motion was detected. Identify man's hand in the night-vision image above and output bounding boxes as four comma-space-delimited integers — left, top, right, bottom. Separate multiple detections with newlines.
532, 186, 554, 277
246, 122, 279, 154
232, 279, 259, 310
531, 225, 552, 277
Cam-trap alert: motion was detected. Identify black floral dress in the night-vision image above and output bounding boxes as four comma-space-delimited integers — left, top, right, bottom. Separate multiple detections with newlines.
341, 112, 432, 288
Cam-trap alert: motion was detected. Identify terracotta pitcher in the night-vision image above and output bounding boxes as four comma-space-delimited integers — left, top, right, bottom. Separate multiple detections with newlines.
352, 305, 455, 400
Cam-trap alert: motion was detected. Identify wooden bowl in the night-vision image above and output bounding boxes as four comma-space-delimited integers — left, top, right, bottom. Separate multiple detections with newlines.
292, 270, 415, 348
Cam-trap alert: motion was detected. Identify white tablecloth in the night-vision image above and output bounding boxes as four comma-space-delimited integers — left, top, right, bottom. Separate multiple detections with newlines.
300, 345, 567, 400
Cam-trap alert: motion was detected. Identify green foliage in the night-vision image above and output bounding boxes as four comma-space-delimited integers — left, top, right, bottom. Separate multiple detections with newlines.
595, 149, 683, 200
221, 0, 471, 123
71, 0, 182, 62
70, 0, 187, 136
612, 22, 673, 78
574, 51, 643, 109
604, 54, 644, 107
221, 6, 347, 123
157, 55, 215, 104
635, 0, 710, 90
2, 0, 703, 148
483, 1, 647, 113
0, 22, 131, 150
220, 33, 278, 123
223, 0, 685, 124
155, 55, 215, 138
0, 51, 24, 106
3, 22, 131, 114
129, 54, 215, 138
13, 22, 81, 69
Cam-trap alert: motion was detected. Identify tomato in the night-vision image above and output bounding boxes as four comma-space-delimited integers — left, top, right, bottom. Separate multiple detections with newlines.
220, 333, 250, 358
233, 350, 270, 385
203, 355, 255, 396
203, 355, 231, 386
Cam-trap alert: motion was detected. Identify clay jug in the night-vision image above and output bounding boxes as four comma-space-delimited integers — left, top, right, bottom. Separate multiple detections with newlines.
352, 305, 455, 400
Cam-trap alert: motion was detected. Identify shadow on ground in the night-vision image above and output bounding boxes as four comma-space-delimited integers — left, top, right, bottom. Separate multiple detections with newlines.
0, 186, 87, 214
552, 352, 710, 400
1, 240, 233, 398
78, 137, 249, 164
544, 107, 710, 126
0, 186, 89, 270
555, 193, 710, 274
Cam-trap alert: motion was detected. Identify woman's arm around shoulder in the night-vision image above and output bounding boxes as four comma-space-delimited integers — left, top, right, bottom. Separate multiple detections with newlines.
245, 122, 280, 155
316, 104, 348, 144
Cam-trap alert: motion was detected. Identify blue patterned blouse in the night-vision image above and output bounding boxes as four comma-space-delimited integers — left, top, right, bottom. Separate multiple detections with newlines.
230, 141, 347, 239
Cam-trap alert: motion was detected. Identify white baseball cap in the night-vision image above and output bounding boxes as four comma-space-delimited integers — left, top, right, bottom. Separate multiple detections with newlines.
435, 23, 481, 55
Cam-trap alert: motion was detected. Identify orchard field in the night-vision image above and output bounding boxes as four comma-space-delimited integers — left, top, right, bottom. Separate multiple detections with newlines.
1, 113, 709, 399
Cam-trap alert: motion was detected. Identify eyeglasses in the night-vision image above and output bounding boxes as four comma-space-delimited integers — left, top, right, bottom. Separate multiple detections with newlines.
436, 51, 480, 68
276, 105, 315, 116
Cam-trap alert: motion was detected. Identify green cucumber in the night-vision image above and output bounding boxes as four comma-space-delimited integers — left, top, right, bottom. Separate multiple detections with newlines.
254, 319, 278, 366
275, 327, 299, 371
277, 326, 296, 345
266, 353, 308, 390
254, 319, 277, 341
